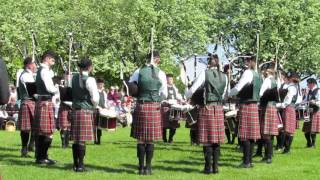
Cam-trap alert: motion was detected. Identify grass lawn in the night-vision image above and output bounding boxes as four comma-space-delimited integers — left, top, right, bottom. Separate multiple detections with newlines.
0, 121, 319, 180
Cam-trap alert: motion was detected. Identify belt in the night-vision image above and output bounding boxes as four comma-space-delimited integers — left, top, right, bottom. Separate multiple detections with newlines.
206, 101, 222, 106
37, 96, 52, 101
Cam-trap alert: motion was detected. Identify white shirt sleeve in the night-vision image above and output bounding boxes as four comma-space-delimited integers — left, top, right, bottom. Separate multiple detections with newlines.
129, 69, 140, 83
158, 70, 168, 99
315, 89, 320, 106
86, 77, 99, 107
229, 69, 253, 97
259, 77, 271, 97
40, 68, 58, 94
282, 85, 297, 107
222, 74, 229, 100
185, 71, 205, 99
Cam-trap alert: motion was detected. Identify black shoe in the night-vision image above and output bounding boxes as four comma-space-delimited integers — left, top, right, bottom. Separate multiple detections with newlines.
203, 167, 213, 174
238, 163, 251, 168
76, 166, 85, 172
253, 153, 263, 158
212, 166, 219, 174
168, 139, 173, 144
21, 147, 29, 157
282, 150, 290, 154
36, 159, 56, 165
260, 157, 267, 162
138, 167, 144, 175
27, 145, 34, 152
144, 167, 152, 175
266, 159, 272, 164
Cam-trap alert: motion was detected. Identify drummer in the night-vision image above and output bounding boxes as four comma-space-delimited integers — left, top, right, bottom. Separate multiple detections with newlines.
94, 78, 109, 145
162, 74, 183, 144
259, 62, 280, 163
276, 71, 300, 154
228, 53, 262, 168
302, 78, 320, 148
185, 53, 228, 174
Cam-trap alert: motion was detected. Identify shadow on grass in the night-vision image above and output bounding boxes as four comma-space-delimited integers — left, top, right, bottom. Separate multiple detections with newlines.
121, 163, 199, 173
2, 158, 136, 174
158, 159, 202, 166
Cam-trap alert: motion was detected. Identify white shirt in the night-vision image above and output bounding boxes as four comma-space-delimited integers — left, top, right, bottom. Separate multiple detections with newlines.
167, 85, 183, 100
309, 86, 320, 107
39, 63, 58, 94
129, 64, 168, 99
259, 75, 274, 97
80, 71, 99, 107
20, 69, 35, 86
98, 89, 109, 108
185, 68, 228, 100
277, 83, 298, 108
229, 69, 253, 97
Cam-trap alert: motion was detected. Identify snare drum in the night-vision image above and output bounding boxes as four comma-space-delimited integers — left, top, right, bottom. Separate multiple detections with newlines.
169, 104, 184, 121
224, 110, 237, 133
98, 108, 118, 131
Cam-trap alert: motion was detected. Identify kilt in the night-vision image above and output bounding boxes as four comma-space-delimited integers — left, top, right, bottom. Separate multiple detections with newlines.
260, 105, 280, 136
161, 104, 180, 129
283, 106, 296, 134
17, 100, 35, 131
58, 103, 72, 130
131, 102, 162, 142
33, 100, 55, 135
237, 103, 260, 141
311, 112, 320, 133
302, 121, 312, 133
198, 105, 225, 144
71, 109, 94, 142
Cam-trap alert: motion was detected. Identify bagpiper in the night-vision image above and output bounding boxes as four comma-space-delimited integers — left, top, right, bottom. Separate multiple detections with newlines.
129, 50, 167, 175
71, 58, 99, 172
34, 51, 59, 165
17, 57, 37, 157
228, 53, 262, 168
186, 54, 228, 174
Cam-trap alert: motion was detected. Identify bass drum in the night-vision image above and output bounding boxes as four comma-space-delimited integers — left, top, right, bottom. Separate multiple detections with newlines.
0, 58, 9, 105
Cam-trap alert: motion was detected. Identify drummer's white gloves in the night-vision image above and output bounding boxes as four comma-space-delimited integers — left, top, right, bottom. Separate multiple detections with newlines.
276, 103, 285, 108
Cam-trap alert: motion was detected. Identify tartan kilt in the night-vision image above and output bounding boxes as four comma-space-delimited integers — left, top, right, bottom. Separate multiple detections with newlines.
237, 103, 261, 140
283, 106, 296, 134
33, 100, 55, 135
260, 105, 280, 136
131, 102, 162, 142
311, 112, 320, 133
198, 105, 225, 144
71, 109, 94, 142
161, 104, 180, 129
302, 121, 312, 133
58, 103, 72, 130
17, 100, 35, 131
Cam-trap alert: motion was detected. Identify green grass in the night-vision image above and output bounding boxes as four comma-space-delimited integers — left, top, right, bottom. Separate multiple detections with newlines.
0, 122, 319, 180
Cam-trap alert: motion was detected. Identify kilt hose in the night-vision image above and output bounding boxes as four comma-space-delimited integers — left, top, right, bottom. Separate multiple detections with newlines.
17, 100, 35, 131
311, 112, 320, 133
260, 105, 280, 136
161, 104, 180, 129
71, 109, 94, 142
198, 105, 225, 144
237, 103, 261, 141
58, 103, 72, 130
283, 106, 297, 135
131, 102, 162, 142
33, 100, 55, 135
